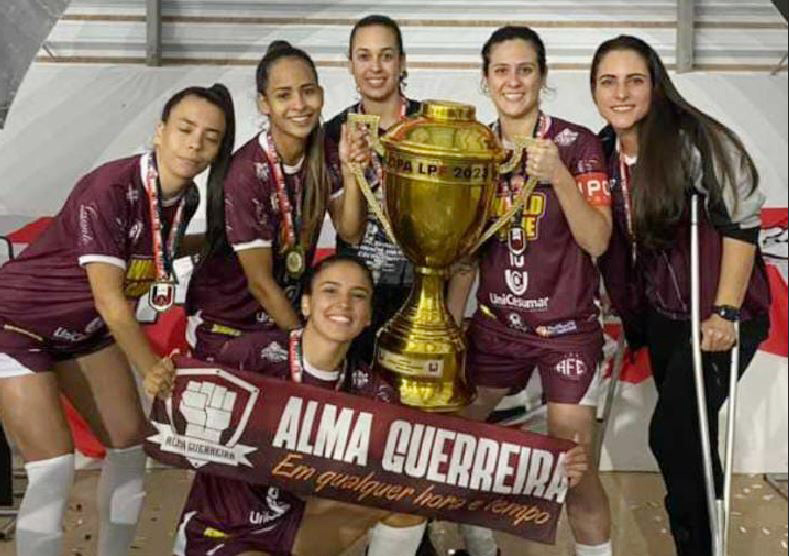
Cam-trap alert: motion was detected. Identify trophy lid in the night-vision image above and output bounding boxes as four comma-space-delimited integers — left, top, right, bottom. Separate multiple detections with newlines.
382, 99, 502, 161
421, 99, 476, 122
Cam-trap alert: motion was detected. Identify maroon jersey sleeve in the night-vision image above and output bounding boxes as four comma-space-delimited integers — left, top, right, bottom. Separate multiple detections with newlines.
563, 129, 611, 207
224, 144, 275, 252
74, 173, 131, 270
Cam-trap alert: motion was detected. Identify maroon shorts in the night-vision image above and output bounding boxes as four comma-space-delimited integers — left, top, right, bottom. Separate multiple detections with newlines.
466, 314, 603, 406
175, 473, 305, 556
191, 323, 289, 373
0, 320, 114, 377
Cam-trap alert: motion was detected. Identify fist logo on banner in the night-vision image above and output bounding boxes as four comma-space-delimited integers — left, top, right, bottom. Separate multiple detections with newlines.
180, 381, 237, 444
148, 368, 259, 469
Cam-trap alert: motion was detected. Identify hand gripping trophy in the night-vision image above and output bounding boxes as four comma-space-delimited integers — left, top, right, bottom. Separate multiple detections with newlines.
349, 100, 535, 412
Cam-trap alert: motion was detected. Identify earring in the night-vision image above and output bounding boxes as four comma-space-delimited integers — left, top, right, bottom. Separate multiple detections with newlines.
480, 82, 489, 96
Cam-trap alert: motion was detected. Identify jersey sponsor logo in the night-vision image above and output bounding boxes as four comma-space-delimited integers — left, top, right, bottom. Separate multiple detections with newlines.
256, 311, 273, 325
260, 341, 288, 363
128, 220, 143, 241
554, 128, 579, 147
126, 184, 140, 204
78, 204, 98, 244
518, 193, 546, 241
202, 526, 228, 539
351, 368, 370, 390
248, 487, 291, 533
505, 269, 528, 296
52, 316, 106, 343
536, 320, 578, 337
576, 173, 611, 206
147, 368, 259, 469
555, 354, 587, 379
254, 161, 270, 182
489, 292, 549, 311
507, 313, 529, 332
125, 258, 157, 298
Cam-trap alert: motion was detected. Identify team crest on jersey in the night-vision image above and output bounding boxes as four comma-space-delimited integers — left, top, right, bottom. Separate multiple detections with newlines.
147, 368, 259, 469
505, 269, 528, 296
554, 128, 579, 147
260, 341, 288, 363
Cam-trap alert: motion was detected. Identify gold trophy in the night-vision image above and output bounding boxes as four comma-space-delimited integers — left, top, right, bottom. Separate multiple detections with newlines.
349, 100, 536, 412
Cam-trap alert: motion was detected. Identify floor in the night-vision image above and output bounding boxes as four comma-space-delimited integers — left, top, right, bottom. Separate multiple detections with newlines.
0, 470, 786, 555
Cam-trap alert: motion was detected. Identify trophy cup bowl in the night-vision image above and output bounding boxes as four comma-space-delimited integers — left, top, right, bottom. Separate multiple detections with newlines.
349, 100, 535, 412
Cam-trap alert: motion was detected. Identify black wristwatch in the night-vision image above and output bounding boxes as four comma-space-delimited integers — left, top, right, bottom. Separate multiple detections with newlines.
711, 304, 741, 322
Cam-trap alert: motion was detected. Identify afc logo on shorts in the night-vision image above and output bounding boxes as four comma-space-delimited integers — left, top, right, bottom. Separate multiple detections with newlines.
555, 354, 588, 380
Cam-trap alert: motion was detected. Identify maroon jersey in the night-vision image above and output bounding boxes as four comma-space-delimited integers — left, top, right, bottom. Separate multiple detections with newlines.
176, 330, 395, 555
186, 134, 342, 332
475, 115, 610, 338
0, 153, 193, 347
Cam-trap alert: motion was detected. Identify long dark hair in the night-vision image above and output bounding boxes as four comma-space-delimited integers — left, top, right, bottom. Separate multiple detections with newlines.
163, 84, 235, 264
348, 15, 408, 87
590, 35, 759, 248
481, 25, 547, 78
256, 40, 330, 252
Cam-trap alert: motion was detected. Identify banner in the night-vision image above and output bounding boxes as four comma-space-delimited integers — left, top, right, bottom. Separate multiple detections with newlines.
145, 357, 575, 545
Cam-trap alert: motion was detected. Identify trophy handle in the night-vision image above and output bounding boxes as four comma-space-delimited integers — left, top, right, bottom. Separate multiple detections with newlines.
498, 135, 534, 174
345, 114, 397, 245
469, 174, 539, 254
347, 113, 385, 156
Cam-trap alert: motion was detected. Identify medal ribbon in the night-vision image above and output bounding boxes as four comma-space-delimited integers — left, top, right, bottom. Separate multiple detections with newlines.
145, 153, 186, 283
289, 328, 346, 391
615, 137, 637, 263
492, 113, 549, 247
262, 132, 303, 250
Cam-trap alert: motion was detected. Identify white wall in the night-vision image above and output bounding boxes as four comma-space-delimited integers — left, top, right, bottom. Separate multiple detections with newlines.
1, 64, 786, 222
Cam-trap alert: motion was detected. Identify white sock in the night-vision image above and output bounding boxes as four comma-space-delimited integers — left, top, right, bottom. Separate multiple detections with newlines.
459, 523, 498, 556
576, 540, 613, 556
96, 445, 147, 555
367, 521, 426, 556
16, 453, 75, 556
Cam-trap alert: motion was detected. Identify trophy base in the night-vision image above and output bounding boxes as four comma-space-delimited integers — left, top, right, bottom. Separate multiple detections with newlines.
373, 269, 474, 413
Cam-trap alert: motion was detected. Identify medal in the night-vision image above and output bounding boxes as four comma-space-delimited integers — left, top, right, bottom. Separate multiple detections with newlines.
616, 137, 637, 264
493, 113, 549, 252
285, 246, 306, 278
148, 281, 176, 312
143, 152, 186, 313
261, 133, 308, 278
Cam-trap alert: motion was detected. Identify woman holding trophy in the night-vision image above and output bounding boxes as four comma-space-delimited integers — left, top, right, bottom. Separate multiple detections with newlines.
324, 16, 441, 556
175, 41, 371, 555
325, 15, 422, 366
448, 26, 614, 556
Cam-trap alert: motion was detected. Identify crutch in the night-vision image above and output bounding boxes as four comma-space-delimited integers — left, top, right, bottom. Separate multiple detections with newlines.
690, 194, 741, 556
